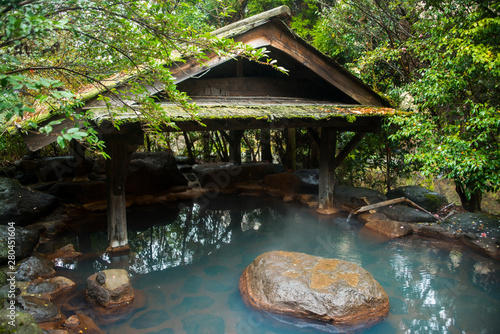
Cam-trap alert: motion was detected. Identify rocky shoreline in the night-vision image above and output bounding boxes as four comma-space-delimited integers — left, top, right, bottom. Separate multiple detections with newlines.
1, 154, 499, 332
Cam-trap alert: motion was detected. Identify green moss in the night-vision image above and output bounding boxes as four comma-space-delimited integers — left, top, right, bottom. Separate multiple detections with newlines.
0, 271, 6, 286
0, 311, 43, 334
424, 194, 441, 207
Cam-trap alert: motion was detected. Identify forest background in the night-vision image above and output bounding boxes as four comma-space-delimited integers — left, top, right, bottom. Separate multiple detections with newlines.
0, 0, 499, 213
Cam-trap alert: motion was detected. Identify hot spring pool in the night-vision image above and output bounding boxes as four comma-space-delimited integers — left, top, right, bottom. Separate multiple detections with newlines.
52, 195, 500, 333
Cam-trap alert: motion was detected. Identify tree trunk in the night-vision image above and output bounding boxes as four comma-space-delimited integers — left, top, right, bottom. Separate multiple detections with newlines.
229, 130, 244, 165
260, 129, 272, 163
286, 128, 296, 171
202, 131, 211, 161
183, 131, 195, 161
455, 181, 482, 212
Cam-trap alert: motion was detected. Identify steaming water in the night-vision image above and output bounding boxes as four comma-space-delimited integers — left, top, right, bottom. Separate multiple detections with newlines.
54, 195, 500, 333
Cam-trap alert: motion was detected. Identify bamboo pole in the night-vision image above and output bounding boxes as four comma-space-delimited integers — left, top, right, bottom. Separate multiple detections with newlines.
351, 197, 443, 222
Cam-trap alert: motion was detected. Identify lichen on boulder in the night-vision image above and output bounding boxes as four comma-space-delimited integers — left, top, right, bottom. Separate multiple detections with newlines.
239, 251, 389, 332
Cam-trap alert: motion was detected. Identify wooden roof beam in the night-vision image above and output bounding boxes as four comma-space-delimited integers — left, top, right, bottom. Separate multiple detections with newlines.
235, 23, 389, 107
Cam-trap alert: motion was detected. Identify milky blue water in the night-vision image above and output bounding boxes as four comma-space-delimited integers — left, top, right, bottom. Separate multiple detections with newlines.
55, 195, 500, 333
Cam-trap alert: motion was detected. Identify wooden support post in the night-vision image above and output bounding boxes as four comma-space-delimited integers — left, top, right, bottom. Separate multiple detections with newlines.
306, 128, 320, 168
306, 128, 320, 146
102, 122, 143, 253
229, 130, 244, 165
319, 127, 337, 210
260, 128, 272, 163
286, 128, 296, 171
333, 132, 366, 168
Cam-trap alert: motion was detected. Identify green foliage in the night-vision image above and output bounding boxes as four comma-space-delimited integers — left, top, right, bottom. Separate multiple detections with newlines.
0, 0, 279, 158
316, 0, 499, 211
247, 0, 332, 40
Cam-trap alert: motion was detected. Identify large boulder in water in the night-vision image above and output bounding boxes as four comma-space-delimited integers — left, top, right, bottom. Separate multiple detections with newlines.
239, 251, 389, 331
0, 178, 58, 226
386, 185, 448, 212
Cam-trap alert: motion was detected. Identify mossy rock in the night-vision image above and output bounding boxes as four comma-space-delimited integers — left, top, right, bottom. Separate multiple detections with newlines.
0, 310, 43, 334
387, 186, 448, 212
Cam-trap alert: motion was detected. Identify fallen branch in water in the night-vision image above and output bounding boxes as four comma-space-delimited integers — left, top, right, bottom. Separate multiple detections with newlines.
351, 197, 444, 222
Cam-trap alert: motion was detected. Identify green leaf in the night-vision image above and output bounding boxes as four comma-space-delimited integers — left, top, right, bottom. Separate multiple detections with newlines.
57, 136, 66, 149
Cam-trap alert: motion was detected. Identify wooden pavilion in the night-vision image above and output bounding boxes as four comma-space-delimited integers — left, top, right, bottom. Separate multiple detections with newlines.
24, 6, 397, 251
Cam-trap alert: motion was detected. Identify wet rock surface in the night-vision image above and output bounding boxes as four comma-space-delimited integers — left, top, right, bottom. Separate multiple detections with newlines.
0, 225, 40, 264
381, 204, 437, 222
16, 295, 61, 323
411, 212, 500, 259
86, 269, 134, 308
239, 251, 389, 331
0, 310, 44, 334
0, 177, 58, 226
26, 276, 76, 299
45, 244, 82, 263
387, 185, 448, 212
442, 213, 500, 239
364, 218, 413, 238
69, 314, 105, 333
16, 253, 55, 281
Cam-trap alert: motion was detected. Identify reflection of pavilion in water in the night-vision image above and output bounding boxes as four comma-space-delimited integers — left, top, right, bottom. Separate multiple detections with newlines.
74, 197, 287, 276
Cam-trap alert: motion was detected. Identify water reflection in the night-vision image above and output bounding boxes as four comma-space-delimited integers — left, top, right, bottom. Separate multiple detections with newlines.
128, 203, 238, 273
53, 196, 500, 334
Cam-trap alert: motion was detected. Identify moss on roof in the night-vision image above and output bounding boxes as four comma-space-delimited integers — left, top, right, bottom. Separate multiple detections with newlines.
89, 104, 400, 125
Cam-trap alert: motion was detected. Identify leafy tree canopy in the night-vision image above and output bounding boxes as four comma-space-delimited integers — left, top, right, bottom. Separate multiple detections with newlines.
315, 0, 500, 211
0, 0, 271, 152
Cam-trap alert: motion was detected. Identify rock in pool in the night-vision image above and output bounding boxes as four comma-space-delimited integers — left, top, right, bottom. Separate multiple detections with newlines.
239, 251, 389, 332
86, 269, 134, 308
